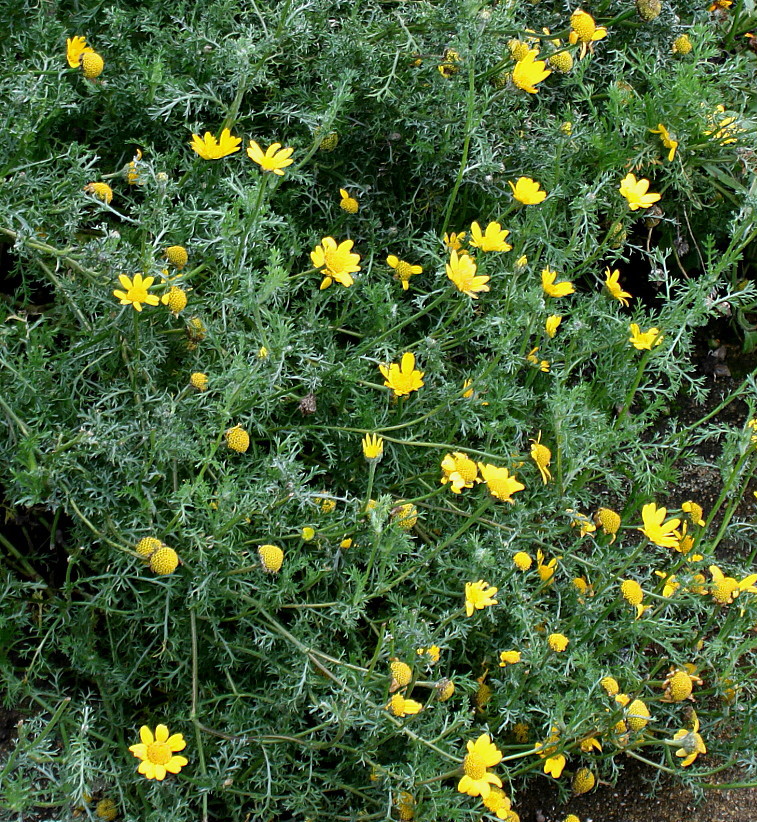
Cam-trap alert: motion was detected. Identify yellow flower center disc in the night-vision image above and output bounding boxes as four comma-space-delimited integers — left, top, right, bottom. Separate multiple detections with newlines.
147, 741, 172, 765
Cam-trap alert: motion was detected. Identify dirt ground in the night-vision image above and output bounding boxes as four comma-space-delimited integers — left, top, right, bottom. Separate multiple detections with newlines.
515, 760, 757, 822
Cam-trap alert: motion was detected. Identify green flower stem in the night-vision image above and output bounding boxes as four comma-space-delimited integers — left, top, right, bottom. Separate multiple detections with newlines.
364, 460, 378, 510
189, 609, 209, 822
371, 497, 493, 601
704, 451, 755, 554
353, 290, 447, 355
441, 61, 478, 238
0, 227, 101, 285
616, 348, 655, 425
0, 394, 30, 438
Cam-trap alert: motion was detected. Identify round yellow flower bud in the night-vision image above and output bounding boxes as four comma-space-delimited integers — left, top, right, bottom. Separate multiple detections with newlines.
513, 551, 532, 571
390, 660, 412, 687
636, 0, 661, 20
666, 670, 693, 702
320, 498, 336, 514
572, 767, 595, 795
564, 816, 581, 822
81, 51, 104, 78
436, 678, 455, 701
95, 798, 118, 821
621, 579, 643, 606
626, 698, 650, 731
136, 537, 162, 557
391, 502, 418, 531
226, 425, 250, 453
149, 546, 179, 575
673, 34, 692, 55
165, 245, 188, 269
595, 507, 621, 536
190, 372, 208, 392
84, 182, 113, 204
164, 286, 188, 315
548, 51, 573, 73
600, 675, 620, 695
548, 633, 569, 652
258, 544, 284, 573
508, 39, 530, 61
395, 791, 415, 821
319, 131, 339, 151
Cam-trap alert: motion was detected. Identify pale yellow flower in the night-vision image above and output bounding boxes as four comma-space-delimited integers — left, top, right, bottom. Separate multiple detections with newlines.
457, 733, 504, 799
441, 452, 479, 493
638, 503, 681, 548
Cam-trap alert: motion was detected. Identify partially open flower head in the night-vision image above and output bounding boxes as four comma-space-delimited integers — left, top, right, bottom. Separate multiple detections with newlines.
441, 451, 479, 493
672, 712, 706, 766
129, 724, 188, 780
650, 124, 678, 162
478, 463, 525, 503
708, 564, 757, 604
379, 352, 424, 397
629, 323, 663, 350
509, 177, 547, 204
530, 432, 552, 483
682, 500, 705, 527
469, 221, 512, 253
387, 255, 423, 290
66, 36, 93, 67
619, 173, 661, 210
387, 694, 423, 717
85, 182, 113, 204
542, 268, 575, 298
512, 49, 551, 93
595, 507, 621, 542
638, 503, 680, 547
190, 128, 241, 160
458, 733, 503, 798
465, 579, 499, 616
604, 268, 632, 306
362, 433, 384, 461
339, 188, 359, 213
482, 786, 513, 819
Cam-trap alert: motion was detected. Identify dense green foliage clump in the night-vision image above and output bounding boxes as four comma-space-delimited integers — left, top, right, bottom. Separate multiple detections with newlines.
2, 1, 757, 820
